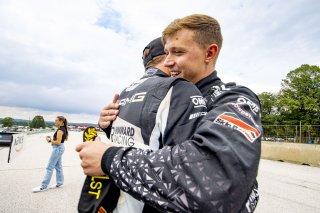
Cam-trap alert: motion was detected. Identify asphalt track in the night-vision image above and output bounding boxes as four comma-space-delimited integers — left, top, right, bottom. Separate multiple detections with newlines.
0, 132, 319, 213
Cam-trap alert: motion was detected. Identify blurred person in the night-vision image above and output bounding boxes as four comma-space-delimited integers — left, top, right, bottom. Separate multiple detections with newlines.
32, 116, 68, 193
77, 14, 262, 212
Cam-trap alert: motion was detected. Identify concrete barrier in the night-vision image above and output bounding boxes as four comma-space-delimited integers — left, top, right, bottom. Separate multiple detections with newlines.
261, 141, 320, 167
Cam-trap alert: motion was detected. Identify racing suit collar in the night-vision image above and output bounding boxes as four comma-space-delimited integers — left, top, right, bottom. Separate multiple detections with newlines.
142, 67, 169, 79
195, 70, 223, 97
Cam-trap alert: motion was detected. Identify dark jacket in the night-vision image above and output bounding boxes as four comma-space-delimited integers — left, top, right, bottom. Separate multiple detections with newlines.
102, 71, 262, 213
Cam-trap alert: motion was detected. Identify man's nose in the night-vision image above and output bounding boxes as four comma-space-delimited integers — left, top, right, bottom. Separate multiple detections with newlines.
163, 54, 174, 67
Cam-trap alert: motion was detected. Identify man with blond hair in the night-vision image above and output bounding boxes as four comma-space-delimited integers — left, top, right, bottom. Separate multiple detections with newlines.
77, 14, 261, 212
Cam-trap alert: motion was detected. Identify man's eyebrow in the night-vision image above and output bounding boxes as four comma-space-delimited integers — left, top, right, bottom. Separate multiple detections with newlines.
168, 47, 185, 51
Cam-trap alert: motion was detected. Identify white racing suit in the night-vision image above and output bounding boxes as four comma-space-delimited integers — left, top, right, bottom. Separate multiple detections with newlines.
103, 70, 261, 212
103, 68, 207, 212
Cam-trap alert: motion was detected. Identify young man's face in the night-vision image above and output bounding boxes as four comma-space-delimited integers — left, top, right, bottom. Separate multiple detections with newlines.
163, 29, 208, 84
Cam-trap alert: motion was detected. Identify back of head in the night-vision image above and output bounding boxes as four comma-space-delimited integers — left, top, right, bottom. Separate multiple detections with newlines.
162, 14, 223, 51
142, 37, 166, 70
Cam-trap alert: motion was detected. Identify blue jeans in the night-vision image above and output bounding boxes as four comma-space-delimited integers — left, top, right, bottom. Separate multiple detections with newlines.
41, 144, 65, 188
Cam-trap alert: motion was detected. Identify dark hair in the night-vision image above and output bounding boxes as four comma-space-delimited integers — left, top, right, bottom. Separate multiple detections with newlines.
57, 116, 68, 140
143, 54, 166, 70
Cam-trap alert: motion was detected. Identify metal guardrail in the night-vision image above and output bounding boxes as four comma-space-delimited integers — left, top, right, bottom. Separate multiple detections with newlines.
263, 125, 320, 144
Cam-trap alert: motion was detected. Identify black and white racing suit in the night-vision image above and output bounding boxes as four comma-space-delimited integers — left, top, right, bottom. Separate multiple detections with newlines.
102, 71, 262, 213
103, 68, 207, 212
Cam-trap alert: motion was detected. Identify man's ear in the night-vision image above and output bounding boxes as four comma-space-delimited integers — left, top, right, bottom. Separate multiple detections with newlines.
205, 44, 219, 62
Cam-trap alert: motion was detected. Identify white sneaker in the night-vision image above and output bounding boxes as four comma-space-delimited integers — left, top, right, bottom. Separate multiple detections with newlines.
32, 186, 48, 193
49, 184, 64, 189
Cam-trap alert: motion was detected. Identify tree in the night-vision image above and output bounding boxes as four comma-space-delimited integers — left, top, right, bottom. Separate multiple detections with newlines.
0, 117, 15, 127
278, 64, 320, 125
258, 92, 279, 125
30, 115, 46, 129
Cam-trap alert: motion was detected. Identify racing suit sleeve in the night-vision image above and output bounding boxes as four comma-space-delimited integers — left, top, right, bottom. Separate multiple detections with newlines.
148, 80, 207, 149
101, 87, 262, 213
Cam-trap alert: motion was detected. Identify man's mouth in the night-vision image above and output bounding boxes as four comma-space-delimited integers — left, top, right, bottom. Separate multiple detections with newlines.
171, 71, 181, 77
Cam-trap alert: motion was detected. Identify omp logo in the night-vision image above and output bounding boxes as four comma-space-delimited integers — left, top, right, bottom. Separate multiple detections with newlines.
213, 112, 261, 143
237, 96, 260, 115
119, 92, 146, 106
191, 96, 206, 108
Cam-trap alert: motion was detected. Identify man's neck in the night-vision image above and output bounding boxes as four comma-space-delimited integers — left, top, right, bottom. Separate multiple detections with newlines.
193, 69, 215, 84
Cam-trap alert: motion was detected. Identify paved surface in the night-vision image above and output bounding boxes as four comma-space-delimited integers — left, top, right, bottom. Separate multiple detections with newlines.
0, 132, 320, 213
255, 156, 320, 213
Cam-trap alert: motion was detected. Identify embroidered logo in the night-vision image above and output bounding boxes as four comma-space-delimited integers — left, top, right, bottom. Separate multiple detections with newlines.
213, 112, 261, 143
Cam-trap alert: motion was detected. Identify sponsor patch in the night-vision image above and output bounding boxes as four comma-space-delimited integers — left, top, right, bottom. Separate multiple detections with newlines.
246, 187, 259, 213
189, 112, 207, 120
229, 103, 260, 129
211, 85, 223, 98
119, 92, 146, 106
110, 117, 149, 149
213, 112, 261, 143
210, 84, 231, 99
190, 96, 206, 108
237, 96, 260, 115
110, 126, 135, 147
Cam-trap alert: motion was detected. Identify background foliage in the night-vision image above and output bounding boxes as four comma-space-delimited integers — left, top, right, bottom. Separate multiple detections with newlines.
258, 64, 320, 142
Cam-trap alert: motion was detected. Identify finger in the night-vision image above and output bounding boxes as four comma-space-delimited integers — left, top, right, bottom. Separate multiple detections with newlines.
81, 161, 88, 169
113, 93, 120, 104
78, 150, 86, 160
102, 103, 115, 111
101, 103, 117, 112
107, 103, 119, 110
99, 121, 110, 128
108, 109, 119, 116
104, 110, 119, 118
75, 143, 85, 152
103, 116, 117, 125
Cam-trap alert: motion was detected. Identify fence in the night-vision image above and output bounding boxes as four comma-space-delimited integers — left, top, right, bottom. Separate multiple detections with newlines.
263, 125, 320, 144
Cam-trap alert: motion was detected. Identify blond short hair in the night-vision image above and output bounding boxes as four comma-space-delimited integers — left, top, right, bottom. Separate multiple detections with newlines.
162, 14, 223, 51
144, 54, 166, 70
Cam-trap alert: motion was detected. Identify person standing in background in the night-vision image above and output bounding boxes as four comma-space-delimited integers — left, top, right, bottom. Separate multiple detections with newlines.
32, 116, 68, 193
